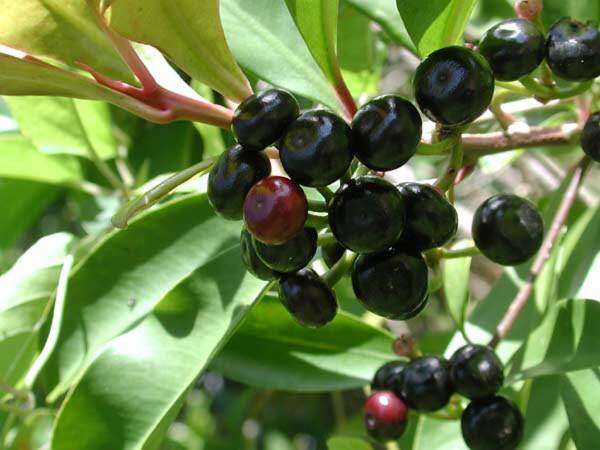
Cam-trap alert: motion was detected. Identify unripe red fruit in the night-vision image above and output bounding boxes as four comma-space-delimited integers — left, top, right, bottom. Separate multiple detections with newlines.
243, 176, 308, 244
364, 391, 408, 442
514, 0, 542, 21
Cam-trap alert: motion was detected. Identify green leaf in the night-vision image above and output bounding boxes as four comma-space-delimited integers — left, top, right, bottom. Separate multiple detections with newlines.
413, 416, 466, 450
396, 0, 479, 56
52, 256, 268, 450
561, 369, 600, 450
43, 193, 248, 400
542, 1, 600, 28
213, 296, 396, 392
221, 0, 339, 109
8, 409, 54, 450
108, 0, 251, 102
6, 97, 117, 160
442, 241, 472, 332
191, 82, 226, 159
0, 0, 133, 82
327, 436, 371, 450
509, 299, 600, 381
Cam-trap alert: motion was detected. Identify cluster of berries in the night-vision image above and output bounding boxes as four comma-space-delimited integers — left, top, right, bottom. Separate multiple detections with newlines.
365, 345, 523, 450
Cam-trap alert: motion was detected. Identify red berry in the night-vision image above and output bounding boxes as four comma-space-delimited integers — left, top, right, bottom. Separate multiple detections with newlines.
364, 391, 408, 442
243, 176, 308, 244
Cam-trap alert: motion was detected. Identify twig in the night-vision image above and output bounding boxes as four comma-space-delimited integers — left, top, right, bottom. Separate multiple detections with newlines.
323, 251, 357, 287
489, 157, 592, 347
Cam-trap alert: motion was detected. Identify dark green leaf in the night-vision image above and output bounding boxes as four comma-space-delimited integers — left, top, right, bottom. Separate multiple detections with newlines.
327, 436, 371, 450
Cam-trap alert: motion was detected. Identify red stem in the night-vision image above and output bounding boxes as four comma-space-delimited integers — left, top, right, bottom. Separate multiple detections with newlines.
335, 79, 357, 121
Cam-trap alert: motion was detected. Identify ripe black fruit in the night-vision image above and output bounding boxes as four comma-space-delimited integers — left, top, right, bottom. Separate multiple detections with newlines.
351, 95, 422, 171
414, 46, 494, 125
329, 177, 405, 254
581, 111, 600, 162
232, 89, 300, 149
397, 356, 453, 412
352, 248, 429, 320
397, 183, 458, 251
322, 242, 346, 268
472, 194, 544, 266
278, 268, 337, 328
372, 361, 407, 391
546, 18, 600, 81
253, 227, 317, 273
450, 344, 504, 400
208, 145, 271, 220
240, 229, 279, 281
364, 391, 408, 442
279, 110, 353, 187
479, 18, 545, 81
461, 396, 524, 450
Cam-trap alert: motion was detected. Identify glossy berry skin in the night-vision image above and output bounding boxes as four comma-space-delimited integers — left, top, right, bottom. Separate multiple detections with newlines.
278, 268, 337, 328
479, 18, 545, 81
351, 95, 422, 171
322, 242, 346, 268
352, 248, 429, 320
450, 344, 504, 400
414, 46, 494, 126
472, 194, 544, 266
243, 176, 307, 245
279, 110, 353, 187
461, 396, 524, 450
372, 361, 408, 391
397, 183, 458, 251
581, 111, 600, 162
240, 229, 279, 281
546, 19, 600, 81
208, 145, 271, 220
364, 391, 408, 442
329, 177, 405, 254
232, 89, 300, 149
253, 227, 317, 273
396, 356, 453, 412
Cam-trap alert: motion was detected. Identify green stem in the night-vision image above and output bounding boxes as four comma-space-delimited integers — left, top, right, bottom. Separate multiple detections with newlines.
416, 138, 457, 156
331, 391, 346, 428
495, 81, 532, 96
317, 186, 335, 202
308, 198, 328, 213
353, 163, 370, 177
520, 77, 593, 100
435, 133, 464, 192
317, 233, 337, 246
439, 245, 481, 259
323, 251, 357, 287
305, 213, 329, 230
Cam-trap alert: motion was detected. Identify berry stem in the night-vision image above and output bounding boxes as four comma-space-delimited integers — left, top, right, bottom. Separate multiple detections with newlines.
439, 245, 481, 259
111, 157, 216, 229
308, 199, 328, 213
317, 233, 337, 246
520, 76, 593, 101
417, 138, 458, 156
317, 186, 335, 202
489, 156, 592, 348
305, 213, 329, 230
323, 250, 357, 287
334, 79, 358, 122
435, 134, 464, 192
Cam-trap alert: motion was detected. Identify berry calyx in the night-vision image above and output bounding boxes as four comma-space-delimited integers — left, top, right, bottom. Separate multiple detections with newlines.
208, 144, 271, 220
372, 361, 408, 391
450, 344, 504, 400
364, 391, 408, 442
461, 396, 524, 450
279, 110, 354, 187
232, 89, 300, 150
253, 227, 317, 273
244, 176, 308, 245
352, 247, 429, 320
414, 46, 494, 126
351, 95, 422, 171
329, 177, 406, 254
397, 182, 458, 251
546, 18, 600, 81
396, 356, 453, 412
581, 111, 600, 162
278, 268, 338, 328
472, 194, 544, 266
240, 229, 279, 281
479, 18, 546, 81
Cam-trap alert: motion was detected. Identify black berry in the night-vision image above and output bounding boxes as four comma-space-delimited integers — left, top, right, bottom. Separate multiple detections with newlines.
322, 242, 346, 268
397, 183, 458, 251
208, 145, 271, 220
372, 361, 408, 391
278, 268, 337, 328
414, 46, 494, 125
479, 18, 546, 81
450, 344, 504, 400
351, 95, 422, 171
581, 111, 600, 162
364, 391, 408, 442
396, 356, 453, 412
329, 177, 405, 254
472, 194, 544, 266
240, 229, 279, 281
279, 110, 353, 187
352, 247, 429, 320
243, 176, 307, 245
546, 18, 600, 81
232, 89, 300, 149
461, 396, 524, 450
253, 227, 317, 273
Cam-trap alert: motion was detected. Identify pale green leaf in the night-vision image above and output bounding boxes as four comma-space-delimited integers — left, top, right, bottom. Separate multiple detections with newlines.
442, 241, 472, 332
327, 436, 371, 450
561, 369, 600, 450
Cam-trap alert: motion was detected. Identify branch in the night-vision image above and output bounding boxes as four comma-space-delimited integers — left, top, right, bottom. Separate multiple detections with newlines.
489, 157, 592, 347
